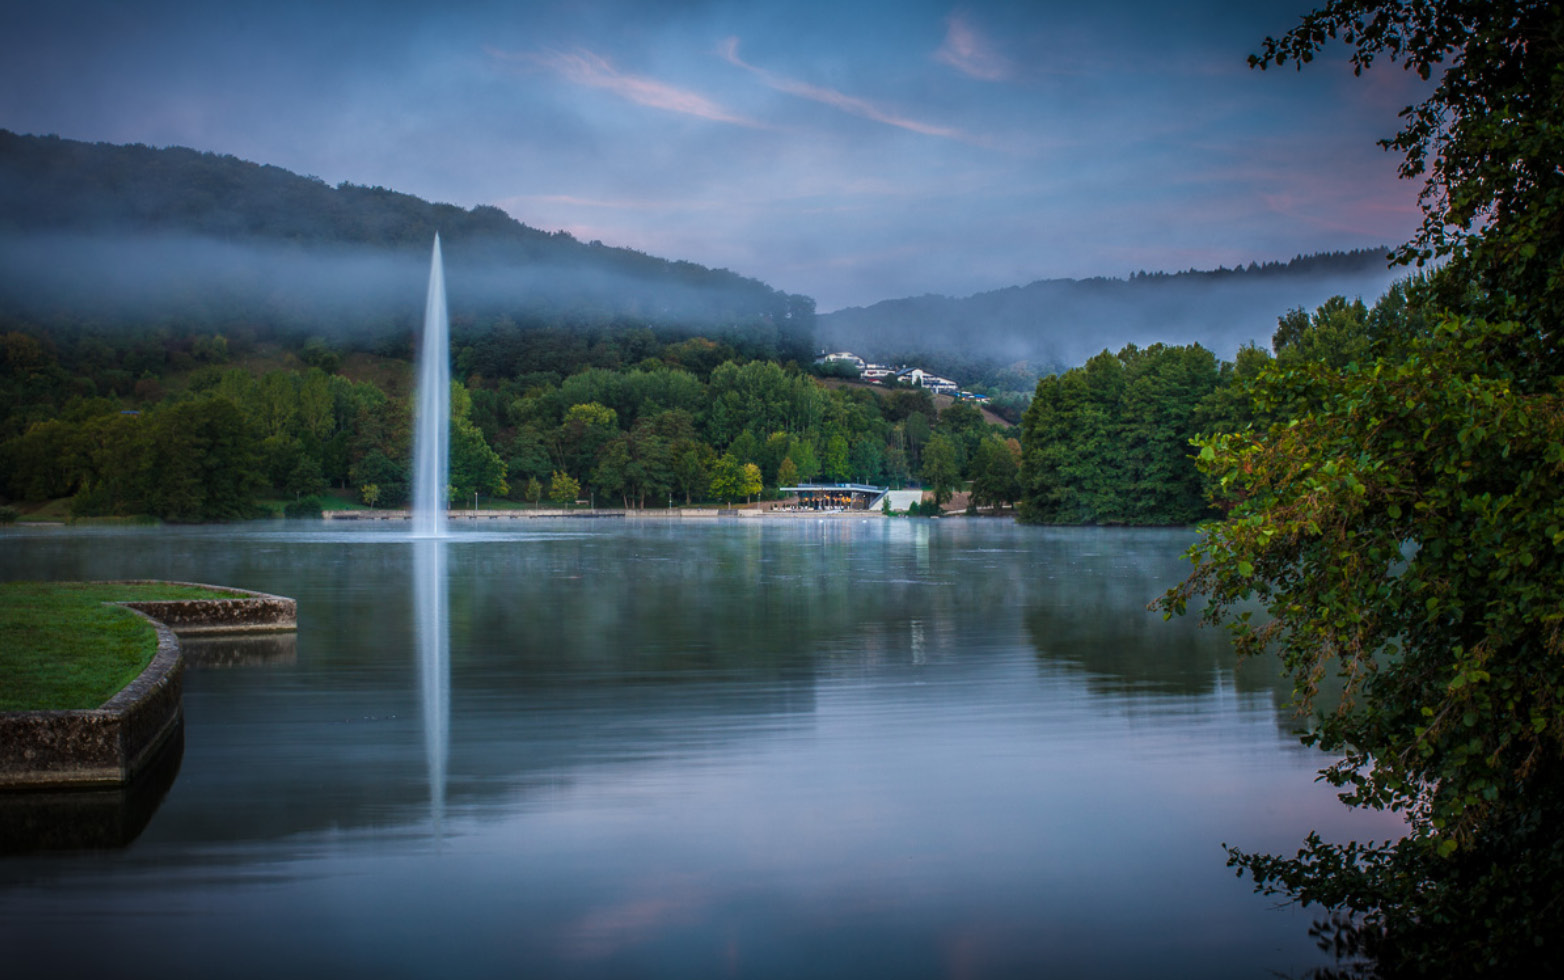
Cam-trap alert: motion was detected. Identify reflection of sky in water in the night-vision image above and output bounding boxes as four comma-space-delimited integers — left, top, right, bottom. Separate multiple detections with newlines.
0, 522, 1403, 979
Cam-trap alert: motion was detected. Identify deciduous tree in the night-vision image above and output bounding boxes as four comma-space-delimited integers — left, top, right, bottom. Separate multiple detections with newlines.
1164, 3, 1564, 972
920, 434, 960, 508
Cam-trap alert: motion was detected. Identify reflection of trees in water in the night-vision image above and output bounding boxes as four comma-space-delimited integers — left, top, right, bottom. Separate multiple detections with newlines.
447, 522, 1027, 681
1019, 532, 1301, 730
181, 633, 297, 667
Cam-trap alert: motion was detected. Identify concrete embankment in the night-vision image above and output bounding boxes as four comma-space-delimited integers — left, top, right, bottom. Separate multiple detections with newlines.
0, 583, 296, 790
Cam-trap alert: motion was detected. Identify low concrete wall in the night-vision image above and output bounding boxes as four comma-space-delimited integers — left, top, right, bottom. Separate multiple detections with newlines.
114, 580, 296, 636
0, 582, 296, 790
0, 611, 183, 790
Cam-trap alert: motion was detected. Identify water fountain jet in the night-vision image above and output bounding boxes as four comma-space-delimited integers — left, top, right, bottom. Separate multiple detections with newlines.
412, 234, 449, 539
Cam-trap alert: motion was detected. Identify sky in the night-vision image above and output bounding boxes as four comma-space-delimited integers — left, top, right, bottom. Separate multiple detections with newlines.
0, 0, 1426, 311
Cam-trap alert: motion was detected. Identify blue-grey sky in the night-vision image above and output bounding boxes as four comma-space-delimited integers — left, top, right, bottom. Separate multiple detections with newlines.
0, 0, 1423, 311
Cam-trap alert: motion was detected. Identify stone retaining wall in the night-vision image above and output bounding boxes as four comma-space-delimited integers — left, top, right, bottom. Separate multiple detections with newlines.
0, 582, 297, 790
114, 580, 296, 635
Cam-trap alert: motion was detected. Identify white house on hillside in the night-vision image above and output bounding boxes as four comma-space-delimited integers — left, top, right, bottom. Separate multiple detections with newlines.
814, 351, 866, 372
894, 367, 959, 395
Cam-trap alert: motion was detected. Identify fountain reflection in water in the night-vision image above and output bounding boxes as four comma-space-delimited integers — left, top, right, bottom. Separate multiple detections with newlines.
412, 234, 451, 833
414, 537, 449, 835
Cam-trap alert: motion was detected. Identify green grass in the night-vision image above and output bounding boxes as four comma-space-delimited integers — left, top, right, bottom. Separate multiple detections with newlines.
13, 497, 74, 521
256, 492, 363, 516
0, 582, 241, 711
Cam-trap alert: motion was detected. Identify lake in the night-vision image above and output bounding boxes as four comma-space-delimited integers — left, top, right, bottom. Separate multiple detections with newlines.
0, 519, 1401, 978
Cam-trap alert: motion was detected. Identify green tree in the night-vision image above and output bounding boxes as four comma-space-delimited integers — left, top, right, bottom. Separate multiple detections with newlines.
1018, 344, 1221, 524
968, 436, 1021, 511
1272, 296, 1374, 368
548, 471, 580, 507
1163, 3, 1564, 973
139, 397, 262, 521
671, 439, 713, 504
450, 418, 508, 501
1017, 351, 1125, 523
1115, 344, 1221, 524
737, 462, 763, 503
788, 438, 821, 483
902, 411, 931, 469
350, 450, 406, 507
1, 418, 85, 500
760, 430, 792, 485
591, 437, 633, 507
822, 433, 850, 482
708, 454, 762, 504
849, 437, 884, 484
1252, 0, 1564, 345
936, 401, 987, 471
556, 402, 618, 481
920, 434, 960, 508
708, 453, 744, 504
777, 456, 799, 489
505, 424, 554, 494
706, 360, 820, 445
1164, 318, 1564, 974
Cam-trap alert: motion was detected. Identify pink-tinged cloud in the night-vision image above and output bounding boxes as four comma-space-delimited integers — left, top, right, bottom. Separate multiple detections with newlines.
934, 13, 1012, 82
718, 37, 967, 141
499, 192, 723, 213
489, 46, 762, 128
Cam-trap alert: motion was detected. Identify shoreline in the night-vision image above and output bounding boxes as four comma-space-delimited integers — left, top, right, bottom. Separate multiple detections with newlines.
0, 582, 296, 790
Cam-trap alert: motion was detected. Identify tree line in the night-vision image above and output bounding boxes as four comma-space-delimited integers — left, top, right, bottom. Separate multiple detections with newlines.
1012, 281, 1428, 527
0, 320, 1022, 519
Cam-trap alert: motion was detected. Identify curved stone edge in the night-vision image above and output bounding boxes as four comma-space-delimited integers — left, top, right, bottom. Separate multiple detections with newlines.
109, 579, 297, 635
0, 611, 182, 791
0, 581, 297, 790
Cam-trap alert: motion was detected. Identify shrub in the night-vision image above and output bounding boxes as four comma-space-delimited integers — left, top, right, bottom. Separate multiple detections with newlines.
283, 496, 324, 519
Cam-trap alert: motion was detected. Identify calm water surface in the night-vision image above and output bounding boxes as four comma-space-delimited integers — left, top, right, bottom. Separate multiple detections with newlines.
0, 520, 1401, 978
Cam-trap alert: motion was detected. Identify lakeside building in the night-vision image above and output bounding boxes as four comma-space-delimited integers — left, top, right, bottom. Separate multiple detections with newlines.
778, 483, 888, 511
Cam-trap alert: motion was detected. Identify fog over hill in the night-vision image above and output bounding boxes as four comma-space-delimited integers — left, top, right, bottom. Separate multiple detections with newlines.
0, 131, 813, 358
819, 250, 1407, 372
0, 131, 1404, 377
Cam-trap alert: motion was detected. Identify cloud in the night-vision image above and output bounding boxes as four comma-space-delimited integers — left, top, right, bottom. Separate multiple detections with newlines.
933, 12, 1012, 82
717, 37, 967, 141
489, 46, 762, 128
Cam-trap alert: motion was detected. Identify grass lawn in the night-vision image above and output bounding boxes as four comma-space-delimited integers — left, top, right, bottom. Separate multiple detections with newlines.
0, 582, 241, 712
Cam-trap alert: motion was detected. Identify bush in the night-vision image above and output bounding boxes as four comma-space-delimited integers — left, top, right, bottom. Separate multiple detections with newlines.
0, 505, 18, 524
283, 496, 324, 519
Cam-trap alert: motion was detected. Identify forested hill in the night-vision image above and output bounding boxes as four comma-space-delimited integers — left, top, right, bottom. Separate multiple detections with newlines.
819, 248, 1405, 371
0, 130, 814, 358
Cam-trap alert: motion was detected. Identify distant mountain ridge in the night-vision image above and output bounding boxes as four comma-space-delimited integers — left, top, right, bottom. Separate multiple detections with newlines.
0, 130, 813, 357
819, 248, 1406, 374
0, 130, 1405, 375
